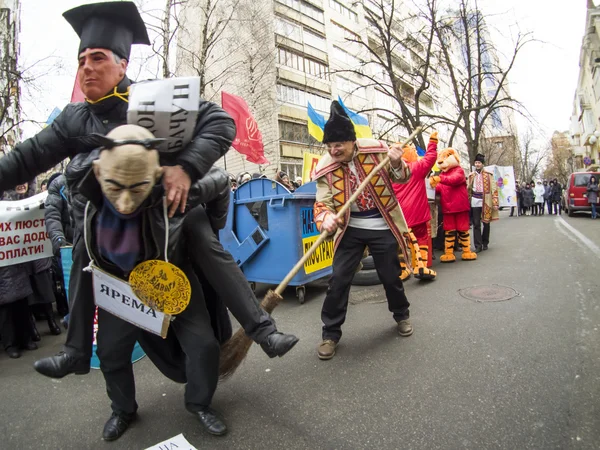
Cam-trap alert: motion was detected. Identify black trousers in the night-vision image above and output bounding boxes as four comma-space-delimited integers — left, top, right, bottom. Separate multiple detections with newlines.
63, 204, 275, 361
321, 226, 410, 341
0, 298, 31, 350
96, 269, 220, 417
546, 199, 553, 214
471, 207, 490, 249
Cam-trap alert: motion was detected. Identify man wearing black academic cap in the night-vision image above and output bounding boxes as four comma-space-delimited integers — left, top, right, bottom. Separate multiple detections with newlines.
0, 0, 296, 391
311, 101, 414, 360
467, 153, 499, 252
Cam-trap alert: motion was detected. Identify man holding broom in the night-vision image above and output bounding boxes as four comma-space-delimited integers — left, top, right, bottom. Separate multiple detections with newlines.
312, 101, 414, 360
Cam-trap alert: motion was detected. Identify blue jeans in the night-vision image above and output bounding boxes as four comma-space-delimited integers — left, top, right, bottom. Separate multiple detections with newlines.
592, 203, 597, 219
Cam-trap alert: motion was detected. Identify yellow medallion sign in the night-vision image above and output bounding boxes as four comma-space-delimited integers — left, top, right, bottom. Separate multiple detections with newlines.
129, 260, 191, 315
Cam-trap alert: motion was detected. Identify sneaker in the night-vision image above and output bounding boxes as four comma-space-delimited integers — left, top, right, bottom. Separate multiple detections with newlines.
397, 319, 413, 337
317, 339, 337, 360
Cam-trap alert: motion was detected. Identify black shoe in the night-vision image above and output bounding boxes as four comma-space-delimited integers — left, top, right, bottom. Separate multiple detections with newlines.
482, 245, 488, 251
260, 332, 299, 358
474, 247, 482, 253
47, 318, 62, 336
193, 407, 227, 436
102, 412, 136, 441
33, 352, 90, 378
6, 346, 21, 359
22, 341, 38, 351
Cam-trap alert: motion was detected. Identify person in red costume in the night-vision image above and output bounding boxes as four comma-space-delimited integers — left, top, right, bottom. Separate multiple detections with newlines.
429, 149, 477, 263
392, 131, 439, 280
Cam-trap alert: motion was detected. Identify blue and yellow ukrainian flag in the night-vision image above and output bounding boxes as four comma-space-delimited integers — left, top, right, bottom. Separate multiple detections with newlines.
307, 102, 325, 142
337, 96, 373, 139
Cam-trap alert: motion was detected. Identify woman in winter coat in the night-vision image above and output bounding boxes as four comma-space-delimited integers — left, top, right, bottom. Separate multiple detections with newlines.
533, 181, 546, 216
6, 182, 62, 336
587, 175, 599, 219
521, 183, 534, 216
0, 263, 37, 358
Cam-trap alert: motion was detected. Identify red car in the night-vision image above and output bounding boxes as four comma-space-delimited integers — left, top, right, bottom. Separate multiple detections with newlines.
564, 171, 600, 216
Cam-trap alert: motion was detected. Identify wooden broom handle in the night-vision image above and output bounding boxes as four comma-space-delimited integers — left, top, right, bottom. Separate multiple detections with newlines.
274, 127, 423, 295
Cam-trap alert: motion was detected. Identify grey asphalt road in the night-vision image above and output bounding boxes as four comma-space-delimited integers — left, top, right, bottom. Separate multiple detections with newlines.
1, 210, 599, 450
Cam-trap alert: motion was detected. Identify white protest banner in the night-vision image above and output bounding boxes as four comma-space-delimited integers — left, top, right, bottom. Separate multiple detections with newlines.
92, 266, 170, 338
485, 165, 517, 207
128, 77, 201, 153
0, 192, 53, 267
145, 433, 197, 450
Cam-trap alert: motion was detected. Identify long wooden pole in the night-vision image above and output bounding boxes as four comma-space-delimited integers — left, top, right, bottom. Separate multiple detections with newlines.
274, 127, 422, 296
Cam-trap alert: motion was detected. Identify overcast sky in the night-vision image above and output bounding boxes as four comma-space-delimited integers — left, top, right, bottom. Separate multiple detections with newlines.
19, 0, 587, 141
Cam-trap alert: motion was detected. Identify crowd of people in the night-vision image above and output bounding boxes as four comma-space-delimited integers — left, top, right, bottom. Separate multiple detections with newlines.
0, 177, 70, 359
511, 178, 564, 217
229, 170, 303, 192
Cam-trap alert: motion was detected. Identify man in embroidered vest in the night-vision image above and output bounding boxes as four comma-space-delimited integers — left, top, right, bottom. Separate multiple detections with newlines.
467, 153, 499, 252
312, 101, 413, 360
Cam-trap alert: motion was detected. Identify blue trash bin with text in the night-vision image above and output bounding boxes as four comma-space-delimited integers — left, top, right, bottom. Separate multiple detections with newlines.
219, 179, 333, 303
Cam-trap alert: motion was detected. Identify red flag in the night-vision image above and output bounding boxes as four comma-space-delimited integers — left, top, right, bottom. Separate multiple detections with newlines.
71, 73, 85, 103
221, 91, 269, 165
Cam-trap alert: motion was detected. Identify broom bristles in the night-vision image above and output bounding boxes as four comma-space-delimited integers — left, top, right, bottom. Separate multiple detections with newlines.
219, 290, 284, 379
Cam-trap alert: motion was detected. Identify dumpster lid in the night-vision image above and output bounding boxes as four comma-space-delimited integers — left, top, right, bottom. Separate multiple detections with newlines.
234, 179, 316, 203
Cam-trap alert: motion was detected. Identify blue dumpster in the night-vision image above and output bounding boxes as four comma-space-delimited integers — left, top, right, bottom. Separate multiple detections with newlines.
219, 179, 333, 303
60, 246, 145, 369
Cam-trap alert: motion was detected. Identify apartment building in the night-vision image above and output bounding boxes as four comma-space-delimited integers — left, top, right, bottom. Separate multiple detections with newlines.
570, 0, 600, 169
0, 0, 21, 157
176, 0, 509, 178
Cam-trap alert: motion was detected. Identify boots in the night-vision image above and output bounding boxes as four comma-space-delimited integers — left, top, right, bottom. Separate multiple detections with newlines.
29, 314, 41, 342
414, 246, 436, 280
44, 304, 62, 336
440, 230, 457, 263
458, 230, 477, 261
398, 254, 411, 281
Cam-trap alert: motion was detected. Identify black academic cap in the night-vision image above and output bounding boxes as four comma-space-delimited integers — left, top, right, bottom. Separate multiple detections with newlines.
63, 1, 150, 61
322, 101, 356, 144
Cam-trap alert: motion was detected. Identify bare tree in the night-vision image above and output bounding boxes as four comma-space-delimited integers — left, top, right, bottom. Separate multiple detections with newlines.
517, 128, 547, 183
432, 0, 532, 164
543, 132, 574, 185
332, 0, 439, 148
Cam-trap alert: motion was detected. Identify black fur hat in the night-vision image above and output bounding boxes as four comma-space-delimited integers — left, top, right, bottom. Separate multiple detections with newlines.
322, 101, 356, 144
475, 153, 485, 163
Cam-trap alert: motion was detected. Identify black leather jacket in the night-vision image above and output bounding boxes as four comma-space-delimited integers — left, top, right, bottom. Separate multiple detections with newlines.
0, 76, 235, 209
44, 174, 74, 254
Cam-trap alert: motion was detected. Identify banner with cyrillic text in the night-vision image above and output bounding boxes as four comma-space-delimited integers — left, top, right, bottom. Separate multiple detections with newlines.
0, 192, 52, 267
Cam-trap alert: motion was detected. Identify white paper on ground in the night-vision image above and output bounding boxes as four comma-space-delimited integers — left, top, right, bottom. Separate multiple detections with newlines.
145, 433, 197, 450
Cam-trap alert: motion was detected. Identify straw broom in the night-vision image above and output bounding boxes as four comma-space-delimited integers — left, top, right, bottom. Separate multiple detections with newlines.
219, 127, 423, 379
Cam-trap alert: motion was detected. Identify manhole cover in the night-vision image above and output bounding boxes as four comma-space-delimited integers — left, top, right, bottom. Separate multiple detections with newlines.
458, 284, 520, 303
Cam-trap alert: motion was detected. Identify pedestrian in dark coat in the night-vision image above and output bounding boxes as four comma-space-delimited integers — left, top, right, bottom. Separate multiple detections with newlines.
521, 183, 534, 215
0, 263, 36, 358
587, 175, 598, 219
6, 181, 62, 335
45, 173, 73, 253
551, 178, 563, 215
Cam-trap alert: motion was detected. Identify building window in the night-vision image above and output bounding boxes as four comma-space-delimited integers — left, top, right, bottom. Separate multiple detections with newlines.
275, 17, 303, 42
277, 47, 330, 79
279, 120, 320, 145
337, 76, 365, 98
277, 84, 330, 112
277, 0, 325, 23
329, 0, 358, 23
332, 45, 362, 66
303, 29, 327, 51
280, 161, 303, 179
496, 141, 503, 149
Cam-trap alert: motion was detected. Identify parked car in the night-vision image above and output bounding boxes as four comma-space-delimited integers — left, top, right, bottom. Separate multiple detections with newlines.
563, 171, 600, 216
